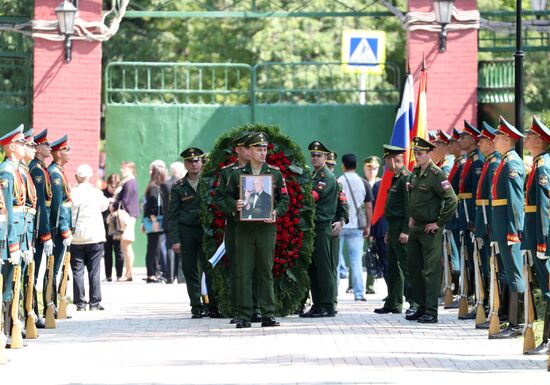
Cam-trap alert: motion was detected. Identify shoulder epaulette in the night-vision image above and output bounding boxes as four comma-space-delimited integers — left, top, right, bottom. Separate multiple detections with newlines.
431, 166, 441, 175
268, 164, 280, 171
175, 177, 186, 186
402, 169, 411, 176
221, 162, 236, 170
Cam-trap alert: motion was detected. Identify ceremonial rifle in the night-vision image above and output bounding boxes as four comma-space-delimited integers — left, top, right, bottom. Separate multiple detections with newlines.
10, 263, 23, 348
522, 250, 536, 353
442, 230, 454, 307
458, 231, 470, 318
57, 207, 79, 319
24, 206, 39, 338
472, 236, 486, 326
0, 274, 7, 364
44, 253, 56, 328
488, 242, 501, 336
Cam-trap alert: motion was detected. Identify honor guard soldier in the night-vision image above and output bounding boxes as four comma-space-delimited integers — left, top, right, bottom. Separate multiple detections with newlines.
489, 116, 526, 339
0, 125, 27, 348
522, 116, 550, 354
168, 147, 218, 319
433, 130, 452, 174
374, 145, 416, 314
301, 141, 339, 318
48, 135, 73, 316
214, 132, 255, 323
222, 132, 289, 328
474, 122, 502, 329
29, 129, 53, 328
405, 137, 458, 323
458, 121, 485, 319
445, 129, 468, 300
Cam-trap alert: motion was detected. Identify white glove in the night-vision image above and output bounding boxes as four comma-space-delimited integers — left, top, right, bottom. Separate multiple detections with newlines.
62, 235, 73, 247
537, 251, 549, 260
43, 239, 54, 256
23, 250, 33, 264
475, 237, 484, 249
507, 241, 519, 246
8, 250, 21, 265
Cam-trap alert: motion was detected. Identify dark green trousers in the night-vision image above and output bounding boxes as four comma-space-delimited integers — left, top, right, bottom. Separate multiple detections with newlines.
1, 262, 14, 302
385, 218, 415, 311
235, 222, 276, 321
309, 223, 336, 311
407, 224, 443, 316
179, 225, 213, 311
331, 235, 340, 305
498, 241, 525, 293
225, 221, 238, 312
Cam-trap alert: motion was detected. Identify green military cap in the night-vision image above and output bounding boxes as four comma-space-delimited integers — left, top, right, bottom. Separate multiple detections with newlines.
308, 141, 330, 155
411, 136, 435, 151
363, 155, 381, 166
180, 147, 205, 161
245, 132, 269, 147
232, 131, 252, 147
383, 144, 406, 158
326, 151, 337, 165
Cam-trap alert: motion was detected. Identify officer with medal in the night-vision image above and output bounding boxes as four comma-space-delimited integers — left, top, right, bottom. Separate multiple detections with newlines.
374, 145, 416, 315
48, 135, 73, 316
301, 141, 339, 318
29, 129, 53, 327
405, 137, 457, 323
168, 147, 218, 319
457, 121, 486, 319
474, 122, 502, 329
445, 128, 468, 300
214, 131, 260, 323
0, 125, 27, 348
489, 116, 525, 339
222, 132, 289, 328
522, 116, 550, 353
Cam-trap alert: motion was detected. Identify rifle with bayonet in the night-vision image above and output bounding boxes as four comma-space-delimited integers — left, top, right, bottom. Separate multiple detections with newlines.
10, 263, 23, 348
523, 250, 536, 353
44, 253, 55, 328
24, 206, 38, 338
442, 230, 454, 307
488, 242, 501, 336
472, 236, 486, 326
57, 206, 78, 319
458, 231, 470, 318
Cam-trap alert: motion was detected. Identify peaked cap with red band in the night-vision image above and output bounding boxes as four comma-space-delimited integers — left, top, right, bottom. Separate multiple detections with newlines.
435, 130, 451, 144
526, 115, 550, 143
428, 130, 437, 143
33, 128, 49, 145
50, 135, 71, 151
496, 116, 525, 141
0, 124, 26, 146
463, 120, 480, 141
479, 121, 497, 141
450, 128, 461, 142
23, 128, 36, 145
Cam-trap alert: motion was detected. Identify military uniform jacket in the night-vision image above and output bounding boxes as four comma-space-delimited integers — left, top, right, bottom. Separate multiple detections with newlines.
408, 160, 458, 227
333, 181, 350, 225
311, 165, 338, 225
214, 161, 241, 225
458, 148, 484, 231
0, 158, 25, 257
490, 149, 524, 242
48, 162, 72, 239
521, 152, 550, 252
474, 151, 501, 238
29, 158, 52, 242
20, 162, 37, 250
384, 165, 410, 235
222, 162, 289, 221
446, 154, 466, 231
167, 175, 202, 244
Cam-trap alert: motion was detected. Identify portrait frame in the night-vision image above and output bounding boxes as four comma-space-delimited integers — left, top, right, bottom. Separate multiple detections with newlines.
239, 174, 274, 221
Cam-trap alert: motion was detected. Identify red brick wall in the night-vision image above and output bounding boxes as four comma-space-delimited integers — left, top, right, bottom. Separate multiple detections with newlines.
407, 0, 478, 133
33, 0, 102, 184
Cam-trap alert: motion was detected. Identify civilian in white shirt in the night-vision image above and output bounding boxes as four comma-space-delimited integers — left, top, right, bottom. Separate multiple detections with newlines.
337, 154, 369, 301
71, 164, 110, 311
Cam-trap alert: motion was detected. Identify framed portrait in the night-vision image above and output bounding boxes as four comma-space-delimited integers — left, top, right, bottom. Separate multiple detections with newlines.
239, 174, 274, 221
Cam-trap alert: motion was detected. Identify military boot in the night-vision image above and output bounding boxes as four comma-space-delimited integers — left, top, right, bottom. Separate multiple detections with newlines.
490, 291, 523, 339
498, 284, 510, 322
525, 301, 550, 355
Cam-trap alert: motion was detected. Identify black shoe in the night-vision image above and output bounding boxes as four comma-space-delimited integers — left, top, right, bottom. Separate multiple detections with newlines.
251, 314, 262, 323
146, 277, 162, 283
235, 319, 251, 329
374, 307, 401, 314
230, 317, 240, 324
35, 317, 46, 329
191, 309, 203, 319
208, 309, 222, 318
405, 310, 424, 321
310, 308, 336, 318
405, 307, 417, 316
76, 307, 86, 312
475, 320, 490, 330
354, 297, 367, 302
89, 305, 105, 311
365, 288, 376, 294
417, 314, 438, 323
299, 306, 319, 318
345, 287, 353, 294
458, 309, 476, 320
524, 341, 549, 355
261, 316, 280, 327
489, 325, 523, 339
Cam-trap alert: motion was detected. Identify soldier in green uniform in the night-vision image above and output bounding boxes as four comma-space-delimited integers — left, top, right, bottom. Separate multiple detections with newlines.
168, 147, 218, 319
522, 116, 550, 353
301, 141, 339, 318
489, 116, 525, 339
406, 137, 458, 323
374, 145, 416, 314
214, 131, 259, 323
222, 132, 289, 328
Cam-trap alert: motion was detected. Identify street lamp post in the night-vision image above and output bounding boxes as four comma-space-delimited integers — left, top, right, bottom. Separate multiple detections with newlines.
55, 0, 78, 63
515, 0, 524, 156
433, 0, 455, 52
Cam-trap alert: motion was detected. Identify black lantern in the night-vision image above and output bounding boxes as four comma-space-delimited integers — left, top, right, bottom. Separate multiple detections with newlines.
55, 0, 78, 63
433, 0, 454, 52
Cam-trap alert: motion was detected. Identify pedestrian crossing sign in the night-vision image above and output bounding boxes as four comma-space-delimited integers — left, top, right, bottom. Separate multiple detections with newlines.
341, 30, 386, 74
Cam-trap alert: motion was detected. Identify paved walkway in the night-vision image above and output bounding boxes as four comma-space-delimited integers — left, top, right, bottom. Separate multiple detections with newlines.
2, 268, 548, 384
